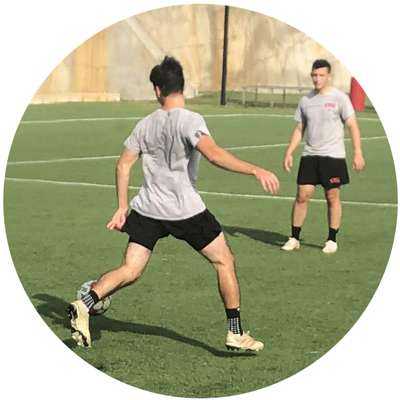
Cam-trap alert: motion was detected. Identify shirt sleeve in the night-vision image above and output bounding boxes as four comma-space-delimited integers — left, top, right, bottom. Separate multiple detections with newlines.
183, 114, 211, 148
294, 104, 302, 122
294, 100, 307, 127
124, 122, 142, 154
340, 94, 355, 121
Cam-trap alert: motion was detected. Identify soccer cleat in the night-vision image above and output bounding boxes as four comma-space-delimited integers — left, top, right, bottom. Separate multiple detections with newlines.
225, 331, 264, 352
281, 237, 300, 251
67, 300, 91, 348
322, 240, 338, 254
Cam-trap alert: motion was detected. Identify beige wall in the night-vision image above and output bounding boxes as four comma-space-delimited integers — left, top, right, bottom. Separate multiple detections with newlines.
32, 5, 352, 103
71, 29, 107, 93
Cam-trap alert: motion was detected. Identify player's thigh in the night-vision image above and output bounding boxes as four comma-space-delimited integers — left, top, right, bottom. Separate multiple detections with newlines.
121, 210, 169, 252
122, 242, 152, 275
199, 231, 234, 267
320, 157, 349, 189
167, 209, 222, 252
297, 156, 320, 186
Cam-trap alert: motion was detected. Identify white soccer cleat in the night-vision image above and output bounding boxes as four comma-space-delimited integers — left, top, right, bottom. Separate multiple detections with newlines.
322, 240, 338, 254
225, 331, 264, 352
281, 237, 300, 251
67, 300, 91, 348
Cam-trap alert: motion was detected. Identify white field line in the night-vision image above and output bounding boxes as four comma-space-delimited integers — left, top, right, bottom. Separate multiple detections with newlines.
225, 135, 386, 150
7, 155, 120, 165
4, 177, 397, 208
7, 136, 388, 166
19, 113, 382, 124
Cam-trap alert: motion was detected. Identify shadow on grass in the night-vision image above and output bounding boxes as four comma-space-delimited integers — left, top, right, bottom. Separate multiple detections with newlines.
223, 225, 324, 250
34, 294, 256, 358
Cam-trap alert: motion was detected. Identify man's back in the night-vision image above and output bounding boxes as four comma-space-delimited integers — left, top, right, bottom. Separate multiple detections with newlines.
124, 108, 210, 220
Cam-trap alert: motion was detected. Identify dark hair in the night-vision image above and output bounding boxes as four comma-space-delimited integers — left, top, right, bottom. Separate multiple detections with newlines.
149, 56, 185, 97
312, 59, 331, 73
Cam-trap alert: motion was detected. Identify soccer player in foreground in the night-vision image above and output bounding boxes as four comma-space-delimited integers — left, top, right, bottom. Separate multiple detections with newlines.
281, 59, 365, 254
68, 56, 280, 351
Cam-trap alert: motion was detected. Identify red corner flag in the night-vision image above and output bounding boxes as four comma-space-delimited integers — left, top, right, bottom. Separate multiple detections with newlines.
350, 77, 366, 111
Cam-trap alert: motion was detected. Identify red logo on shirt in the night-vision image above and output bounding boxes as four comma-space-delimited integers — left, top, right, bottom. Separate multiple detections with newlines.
325, 103, 336, 108
330, 177, 341, 184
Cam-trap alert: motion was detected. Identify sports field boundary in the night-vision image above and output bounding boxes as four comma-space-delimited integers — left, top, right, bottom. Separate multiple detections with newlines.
7, 136, 388, 166
19, 113, 382, 125
5, 177, 397, 208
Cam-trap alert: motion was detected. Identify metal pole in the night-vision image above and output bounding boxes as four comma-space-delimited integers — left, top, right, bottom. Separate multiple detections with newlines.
220, 5, 230, 106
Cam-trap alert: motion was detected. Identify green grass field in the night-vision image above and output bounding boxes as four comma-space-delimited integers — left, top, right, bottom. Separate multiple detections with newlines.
4, 99, 397, 397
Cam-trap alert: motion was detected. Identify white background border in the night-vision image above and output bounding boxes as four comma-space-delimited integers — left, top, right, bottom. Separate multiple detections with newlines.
1, 1, 399, 399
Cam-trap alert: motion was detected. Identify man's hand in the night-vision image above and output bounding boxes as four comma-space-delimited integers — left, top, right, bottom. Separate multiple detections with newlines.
107, 208, 128, 230
352, 153, 365, 173
253, 168, 280, 194
283, 153, 293, 172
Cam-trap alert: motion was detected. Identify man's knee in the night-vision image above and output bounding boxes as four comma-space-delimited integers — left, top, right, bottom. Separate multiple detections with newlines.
119, 264, 143, 285
325, 189, 340, 204
296, 191, 312, 204
214, 251, 235, 271
120, 242, 151, 285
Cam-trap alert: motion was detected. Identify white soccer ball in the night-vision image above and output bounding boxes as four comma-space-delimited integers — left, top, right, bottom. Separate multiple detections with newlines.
77, 280, 111, 316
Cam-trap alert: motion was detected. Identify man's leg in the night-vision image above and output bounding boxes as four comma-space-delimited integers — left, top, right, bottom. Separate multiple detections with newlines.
282, 184, 315, 250
68, 242, 152, 347
92, 242, 152, 299
200, 232, 263, 351
325, 187, 342, 230
200, 232, 239, 310
292, 184, 315, 228
323, 188, 341, 253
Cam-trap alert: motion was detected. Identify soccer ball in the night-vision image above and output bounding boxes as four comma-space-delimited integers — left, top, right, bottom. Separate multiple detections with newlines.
77, 280, 111, 316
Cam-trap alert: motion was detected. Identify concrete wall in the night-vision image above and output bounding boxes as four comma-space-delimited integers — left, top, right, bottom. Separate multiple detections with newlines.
32, 29, 120, 104
32, 5, 352, 103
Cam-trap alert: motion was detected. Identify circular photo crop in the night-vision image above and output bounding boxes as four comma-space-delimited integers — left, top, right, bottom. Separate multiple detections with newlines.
3, 4, 397, 398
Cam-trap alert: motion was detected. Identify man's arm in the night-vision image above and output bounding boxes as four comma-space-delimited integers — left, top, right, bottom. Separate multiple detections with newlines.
107, 148, 140, 230
346, 114, 365, 173
196, 135, 279, 194
283, 122, 304, 172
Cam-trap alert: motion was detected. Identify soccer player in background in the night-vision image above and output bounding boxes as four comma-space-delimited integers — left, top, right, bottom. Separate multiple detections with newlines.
68, 56, 280, 351
281, 59, 365, 253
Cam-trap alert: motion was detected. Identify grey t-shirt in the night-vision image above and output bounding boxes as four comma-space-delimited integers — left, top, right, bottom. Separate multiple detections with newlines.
124, 108, 210, 220
295, 87, 355, 158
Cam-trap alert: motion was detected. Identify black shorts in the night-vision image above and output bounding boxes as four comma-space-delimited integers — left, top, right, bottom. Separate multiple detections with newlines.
120, 209, 222, 252
297, 155, 349, 189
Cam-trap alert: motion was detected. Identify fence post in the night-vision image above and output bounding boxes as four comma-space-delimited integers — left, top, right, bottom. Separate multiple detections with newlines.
220, 6, 230, 106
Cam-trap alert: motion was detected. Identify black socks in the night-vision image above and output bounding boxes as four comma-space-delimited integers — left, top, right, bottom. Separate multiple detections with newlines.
291, 226, 302, 240
291, 226, 339, 242
328, 227, 339, 242
226, 308, 243, 335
